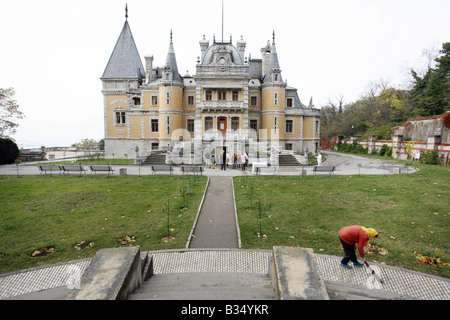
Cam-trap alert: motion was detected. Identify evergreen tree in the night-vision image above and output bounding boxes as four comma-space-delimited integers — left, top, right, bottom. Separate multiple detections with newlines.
410, 42, 450, 116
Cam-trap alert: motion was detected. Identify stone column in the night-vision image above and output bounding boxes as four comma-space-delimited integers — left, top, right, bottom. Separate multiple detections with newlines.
368, 135, 377, 154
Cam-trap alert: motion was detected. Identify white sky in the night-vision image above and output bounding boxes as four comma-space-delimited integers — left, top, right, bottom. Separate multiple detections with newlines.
1, 0, 449, 148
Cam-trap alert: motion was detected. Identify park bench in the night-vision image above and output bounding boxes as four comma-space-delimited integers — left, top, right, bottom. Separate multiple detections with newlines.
151, 165, 174, 175
312, 165, 335, 175
89, 165, 115, 175
255, 166, 278, 175
181, 166, 204, 176
61, 165, 87, 175
38, 165, 62, 175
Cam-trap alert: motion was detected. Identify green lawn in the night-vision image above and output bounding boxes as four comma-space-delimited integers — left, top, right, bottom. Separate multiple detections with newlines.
234, 162, 449, 279
0, 175, 207, 274
1, 160, 449, 280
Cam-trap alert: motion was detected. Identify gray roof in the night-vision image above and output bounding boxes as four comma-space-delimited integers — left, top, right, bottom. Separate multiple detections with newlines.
165, 38, 183, 82
201, 42, 244, 65
262, 42, 283, 83
101, 21, 145, 79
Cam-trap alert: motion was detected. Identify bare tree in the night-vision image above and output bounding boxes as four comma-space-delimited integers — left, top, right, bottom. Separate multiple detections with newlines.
0, 88, 25, 138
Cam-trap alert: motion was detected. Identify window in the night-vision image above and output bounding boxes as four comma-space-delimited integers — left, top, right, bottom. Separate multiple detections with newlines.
285, 119, 293, 133
231, 117, 239, 131
250, 119, 258, 132
218, 90, 227, 101
232, 91, 239, 101
286, 98, 293, 108
206, 91, 212, 101
166, 92, 171, 105
166, 116, 171, 135
151, 96, 158, 106
132, 97, 141, 106
115, 111, 126, 125
187, 95, 195, 106
315, 120, 320, 134
274, 92, 279, 106
205, 117, 213, 131
250, 96, 258, 107
187, 119, 195, 133
151, 119, 159, 133
152, 143, 159, 150
285, 143, 292, 151
273, 116, 278, 135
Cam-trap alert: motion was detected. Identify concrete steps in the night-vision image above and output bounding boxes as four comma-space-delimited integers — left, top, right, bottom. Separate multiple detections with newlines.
143, 154, 166, 165
278, 154, 300, 166
127, 272, 276, 300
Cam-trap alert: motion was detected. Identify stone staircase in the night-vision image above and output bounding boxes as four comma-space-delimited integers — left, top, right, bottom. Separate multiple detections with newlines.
143, 153, 166, 165
128, 272, 276, 300
278, 154, 300, 166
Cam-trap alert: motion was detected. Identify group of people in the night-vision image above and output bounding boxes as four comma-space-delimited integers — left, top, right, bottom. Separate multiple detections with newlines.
204, 149, 248, 171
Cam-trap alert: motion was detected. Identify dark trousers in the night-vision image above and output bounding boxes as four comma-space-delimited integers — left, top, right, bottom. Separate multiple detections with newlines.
340, 237, 358, 264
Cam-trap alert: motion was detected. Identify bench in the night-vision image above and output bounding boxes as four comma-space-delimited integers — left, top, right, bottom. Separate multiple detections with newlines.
151, 165, 174, 175
61, 165, 87, 175
38, 165, 62, 175
181, 166, 204, 175
255, 166, 278, 175
89, 165, 115, 175
312, 166, 335, 175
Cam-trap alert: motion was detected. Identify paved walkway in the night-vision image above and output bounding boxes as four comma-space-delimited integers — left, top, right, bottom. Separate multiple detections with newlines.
0, 150, 417, 177
188, 176, 239, 249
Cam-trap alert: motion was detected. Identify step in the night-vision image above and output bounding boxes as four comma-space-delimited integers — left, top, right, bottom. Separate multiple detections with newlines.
127, 272, 276, 300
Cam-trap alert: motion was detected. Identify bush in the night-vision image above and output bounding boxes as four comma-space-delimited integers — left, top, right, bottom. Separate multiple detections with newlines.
379, 144, 389, 156
0, 138, 19, 164
386, 147, 393, 157
421, 150, 438, 165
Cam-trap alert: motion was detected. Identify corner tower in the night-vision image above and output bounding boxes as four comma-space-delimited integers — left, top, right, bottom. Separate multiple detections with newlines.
261, 32, 286, 140
158, 31, 184, 146
101, 7, 145, 158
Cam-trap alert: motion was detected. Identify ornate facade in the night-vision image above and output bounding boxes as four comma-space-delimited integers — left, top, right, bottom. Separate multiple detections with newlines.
101, 15, 321, 163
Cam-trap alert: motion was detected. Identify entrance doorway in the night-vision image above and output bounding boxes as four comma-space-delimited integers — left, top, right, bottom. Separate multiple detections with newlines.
218, 117, 227, 133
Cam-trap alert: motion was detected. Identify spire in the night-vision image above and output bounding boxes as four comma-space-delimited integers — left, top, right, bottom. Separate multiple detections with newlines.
168, 29, 174, 54
125, 3, 128, 20
101, 12, 144, 80
262, 30, 283, 84
164, 30, 182, 82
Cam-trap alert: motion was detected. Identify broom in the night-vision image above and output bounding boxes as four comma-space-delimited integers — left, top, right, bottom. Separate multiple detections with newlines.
364, 259, 384, 284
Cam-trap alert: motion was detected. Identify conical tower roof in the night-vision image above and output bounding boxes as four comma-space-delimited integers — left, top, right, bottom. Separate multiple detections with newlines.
164, 30, 182, 82
262, 31, 283, 83
101, 20, 144, 80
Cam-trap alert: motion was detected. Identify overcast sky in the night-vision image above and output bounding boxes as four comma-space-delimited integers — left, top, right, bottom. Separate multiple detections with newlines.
1, 0, 449, 148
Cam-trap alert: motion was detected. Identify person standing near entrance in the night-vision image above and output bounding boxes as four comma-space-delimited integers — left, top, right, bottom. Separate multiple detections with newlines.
241, 152, 248, 171
316, 152, 322, 166
221, 147, 227, 171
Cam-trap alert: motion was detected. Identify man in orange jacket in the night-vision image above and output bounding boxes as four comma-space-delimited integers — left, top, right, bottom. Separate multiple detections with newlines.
338, 225, 378, 269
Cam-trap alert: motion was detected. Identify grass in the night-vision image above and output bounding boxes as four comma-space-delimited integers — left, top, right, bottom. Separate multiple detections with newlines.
1, 157, 449, 280
233, 161, 449, 279
0, 174, 207, 274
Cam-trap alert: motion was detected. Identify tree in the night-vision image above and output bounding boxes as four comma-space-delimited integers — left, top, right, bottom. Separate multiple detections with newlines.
410, 42, 450, 116
0, 88, 25, 138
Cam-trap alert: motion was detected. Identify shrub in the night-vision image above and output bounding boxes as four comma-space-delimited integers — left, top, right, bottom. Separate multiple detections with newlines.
0, 138, 19, 164
421, 150, 438, 165
379, 144, 389, 156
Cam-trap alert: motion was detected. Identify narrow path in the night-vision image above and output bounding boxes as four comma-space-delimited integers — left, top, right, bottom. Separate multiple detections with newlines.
189, 176, 239, 248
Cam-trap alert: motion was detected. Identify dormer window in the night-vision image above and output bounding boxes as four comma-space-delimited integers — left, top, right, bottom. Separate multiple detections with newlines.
132, 97, 141, 106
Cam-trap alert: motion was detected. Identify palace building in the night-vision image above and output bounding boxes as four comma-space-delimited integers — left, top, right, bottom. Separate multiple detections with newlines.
101, 12, 321, 164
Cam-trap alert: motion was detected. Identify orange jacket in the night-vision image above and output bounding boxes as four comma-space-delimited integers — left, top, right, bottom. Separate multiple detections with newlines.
339, 225, 369, 258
